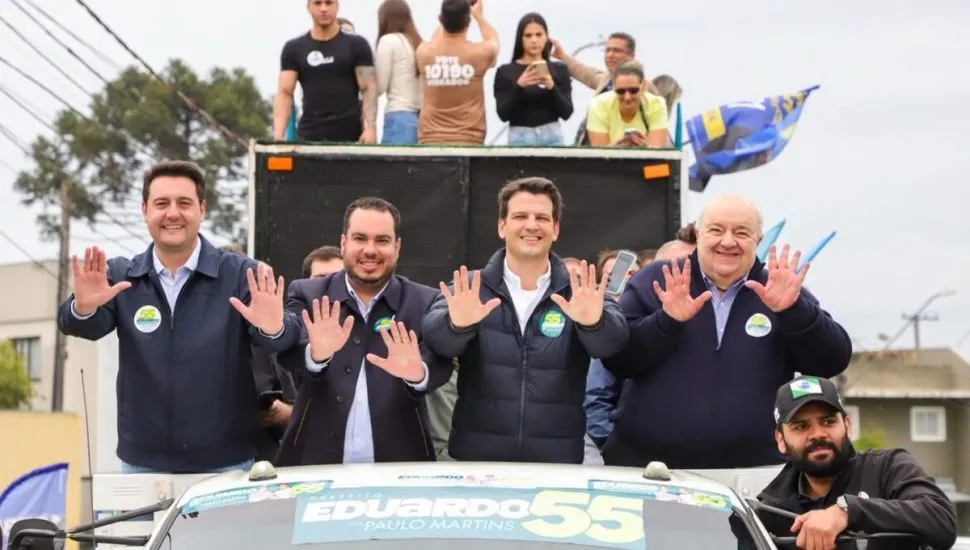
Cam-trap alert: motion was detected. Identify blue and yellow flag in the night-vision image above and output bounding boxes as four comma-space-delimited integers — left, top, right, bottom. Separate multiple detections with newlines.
685, 85, 819, 192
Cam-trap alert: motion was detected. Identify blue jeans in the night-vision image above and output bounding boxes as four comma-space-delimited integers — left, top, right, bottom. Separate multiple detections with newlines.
120, 458, 254, 474
508, 121, 564, 146
381, 110, 418, 144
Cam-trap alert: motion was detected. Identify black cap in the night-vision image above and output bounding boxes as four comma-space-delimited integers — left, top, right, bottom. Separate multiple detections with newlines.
774, 375, 846, 426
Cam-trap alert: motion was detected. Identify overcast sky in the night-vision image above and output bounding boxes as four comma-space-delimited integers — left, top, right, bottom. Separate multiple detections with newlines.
1, 0, 968, 357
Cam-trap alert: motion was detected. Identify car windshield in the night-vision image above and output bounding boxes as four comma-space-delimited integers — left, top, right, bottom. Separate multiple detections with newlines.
158, 480, 761, 550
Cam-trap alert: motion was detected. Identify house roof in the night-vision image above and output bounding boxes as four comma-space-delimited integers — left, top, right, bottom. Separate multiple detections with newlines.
838, 347, 970, 399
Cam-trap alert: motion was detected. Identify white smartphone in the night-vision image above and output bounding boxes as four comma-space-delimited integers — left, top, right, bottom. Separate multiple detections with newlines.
604, 250, 639, 298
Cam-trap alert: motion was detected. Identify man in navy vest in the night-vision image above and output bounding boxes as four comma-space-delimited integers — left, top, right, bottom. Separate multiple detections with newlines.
602, 193, 853, 469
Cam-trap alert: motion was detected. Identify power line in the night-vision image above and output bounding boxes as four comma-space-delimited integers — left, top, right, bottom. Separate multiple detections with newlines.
70, 0, 250, 149
8, 0, 194, 153
0, 226, 58, 279
18, 0, 123, 70
0, 13, 96, 99
0, 104, 151, 244
0, 84, 58, 134
0, 121, 32, 156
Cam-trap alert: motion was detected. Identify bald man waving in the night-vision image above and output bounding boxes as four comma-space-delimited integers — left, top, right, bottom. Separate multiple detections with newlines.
601, 194, 852, 469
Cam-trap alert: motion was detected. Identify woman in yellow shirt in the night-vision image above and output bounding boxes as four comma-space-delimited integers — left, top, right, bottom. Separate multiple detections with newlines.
585, 60, 668, 148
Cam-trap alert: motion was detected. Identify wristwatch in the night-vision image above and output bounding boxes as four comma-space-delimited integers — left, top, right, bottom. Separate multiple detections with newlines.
836, 495, 849, 513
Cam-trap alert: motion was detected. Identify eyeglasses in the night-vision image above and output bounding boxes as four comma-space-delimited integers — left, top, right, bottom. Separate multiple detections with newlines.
614, 87, 641, 97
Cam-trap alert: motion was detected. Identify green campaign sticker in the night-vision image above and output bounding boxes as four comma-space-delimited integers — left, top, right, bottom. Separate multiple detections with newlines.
373, 316, 394, 333
539, 310, 566, 337
133, 305, 162, 334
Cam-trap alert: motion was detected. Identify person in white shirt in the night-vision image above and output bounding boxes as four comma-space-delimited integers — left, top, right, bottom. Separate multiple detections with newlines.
422, 177, 629, 463
375, 0, 423, 144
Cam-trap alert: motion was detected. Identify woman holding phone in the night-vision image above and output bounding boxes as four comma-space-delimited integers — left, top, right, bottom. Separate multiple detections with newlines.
493, 13, 573, 146
585, 60, 668, 148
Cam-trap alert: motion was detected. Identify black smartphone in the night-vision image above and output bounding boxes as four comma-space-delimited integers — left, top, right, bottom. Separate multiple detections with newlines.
605, 250, 639, 298
258, 390, 284, 410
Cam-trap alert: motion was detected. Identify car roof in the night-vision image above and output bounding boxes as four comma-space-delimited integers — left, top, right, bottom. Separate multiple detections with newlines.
175, 461, 741, 505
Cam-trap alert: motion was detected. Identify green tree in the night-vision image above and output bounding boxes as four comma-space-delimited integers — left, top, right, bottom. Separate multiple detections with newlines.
14, 59, 271, 242
0, 340, 33, 410
853, 427, 886, 451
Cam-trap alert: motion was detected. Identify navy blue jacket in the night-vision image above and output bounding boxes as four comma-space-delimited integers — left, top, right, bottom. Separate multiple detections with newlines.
262, 273, 454, 466
602, 251, 853, 468
421, 250, 629, 464
57, 236, 277, 472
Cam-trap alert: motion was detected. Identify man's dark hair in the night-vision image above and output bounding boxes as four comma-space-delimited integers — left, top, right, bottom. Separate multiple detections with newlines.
142, 160, 206, 204
302, 245, 341, 278
497, 176, 563, 222
676, 221, 697, 244
439, 0, 471, 34
608, 32, 636, 54
342, 197, 402, 238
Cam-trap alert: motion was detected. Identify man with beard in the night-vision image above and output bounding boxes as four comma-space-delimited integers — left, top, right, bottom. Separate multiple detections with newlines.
258, 197, 454, 465
422, 176, 629, 463
757, 375, 957, 550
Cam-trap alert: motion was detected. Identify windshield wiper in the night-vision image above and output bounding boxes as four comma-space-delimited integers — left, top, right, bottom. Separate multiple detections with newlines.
9, 498, 174, 548
744, 498, 920, 546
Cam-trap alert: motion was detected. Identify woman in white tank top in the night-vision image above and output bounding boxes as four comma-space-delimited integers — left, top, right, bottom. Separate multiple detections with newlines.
375, 0, 423, 145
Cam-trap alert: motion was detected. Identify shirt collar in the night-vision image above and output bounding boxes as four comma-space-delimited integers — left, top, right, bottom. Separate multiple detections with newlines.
152, 237, 201, 276
700, 267, 748, 294
503, 258, 551, 291
344, 272, 390, 310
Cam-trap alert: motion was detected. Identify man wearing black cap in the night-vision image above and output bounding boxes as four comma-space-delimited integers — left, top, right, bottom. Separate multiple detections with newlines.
756, 375, 957, 550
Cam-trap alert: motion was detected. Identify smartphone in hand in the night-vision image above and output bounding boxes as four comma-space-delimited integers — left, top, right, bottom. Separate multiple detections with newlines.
258, 390, 284, 411
605, 250, 639, 298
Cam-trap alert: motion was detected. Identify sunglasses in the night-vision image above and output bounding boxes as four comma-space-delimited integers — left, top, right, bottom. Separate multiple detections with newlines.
614, 87, 641, 97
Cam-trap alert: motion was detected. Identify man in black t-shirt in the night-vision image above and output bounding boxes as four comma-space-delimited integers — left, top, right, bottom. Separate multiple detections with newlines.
273, 0, 377, 144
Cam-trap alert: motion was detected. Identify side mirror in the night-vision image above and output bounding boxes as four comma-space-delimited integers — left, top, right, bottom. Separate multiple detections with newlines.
7, 519, 58, 550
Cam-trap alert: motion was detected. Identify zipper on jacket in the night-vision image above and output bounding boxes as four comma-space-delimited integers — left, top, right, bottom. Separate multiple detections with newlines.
414, 408, 432, 459
148, 273, 177, 464
292, 398, 312, 445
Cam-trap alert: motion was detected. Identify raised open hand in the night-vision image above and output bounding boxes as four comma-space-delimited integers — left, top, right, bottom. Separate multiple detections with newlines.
438, 266, 501, 330
744, 244, 809, 312
366, 321, 425, 384
229, 263, 285, 335
550, 260, 608, 327
300, 296, 354, 363
653, 260, 712, 322
71, 246, 132, 315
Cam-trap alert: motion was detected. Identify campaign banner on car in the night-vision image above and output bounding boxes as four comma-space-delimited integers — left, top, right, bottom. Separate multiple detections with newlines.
291, 484, 732, 548
0, 462, 68, 549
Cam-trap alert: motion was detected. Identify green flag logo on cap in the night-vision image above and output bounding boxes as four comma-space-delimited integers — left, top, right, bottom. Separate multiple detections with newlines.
790, 377, 823, 399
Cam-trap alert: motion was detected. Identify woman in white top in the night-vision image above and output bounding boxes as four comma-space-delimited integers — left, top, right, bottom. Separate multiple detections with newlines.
375, 0, 423, 145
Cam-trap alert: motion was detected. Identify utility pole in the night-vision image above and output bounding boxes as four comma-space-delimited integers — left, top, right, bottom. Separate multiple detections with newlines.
901, 311, 939, 350
51, 178, 71, 412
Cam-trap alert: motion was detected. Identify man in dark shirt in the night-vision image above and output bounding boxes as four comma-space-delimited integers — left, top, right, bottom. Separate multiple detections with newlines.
273, 0, 377, 143
757, 375, 957, 550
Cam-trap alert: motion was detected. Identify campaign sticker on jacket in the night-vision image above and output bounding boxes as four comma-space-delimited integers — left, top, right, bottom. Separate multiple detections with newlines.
373, 316, 394, 333
744, 313, 772, 338
133, 305, 162, 333
539, 310, 566, 337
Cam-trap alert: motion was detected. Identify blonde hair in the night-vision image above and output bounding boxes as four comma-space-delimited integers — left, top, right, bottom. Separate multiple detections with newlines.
652, 74, 683, 113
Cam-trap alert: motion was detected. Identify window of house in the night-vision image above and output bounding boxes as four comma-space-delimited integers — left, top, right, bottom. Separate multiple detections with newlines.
843, 405, 861, 441
11, 336, 42, 381
910, 406, 946, 443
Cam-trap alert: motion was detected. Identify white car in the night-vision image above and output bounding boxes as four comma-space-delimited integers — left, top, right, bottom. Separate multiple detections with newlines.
5, 461, 921, 549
